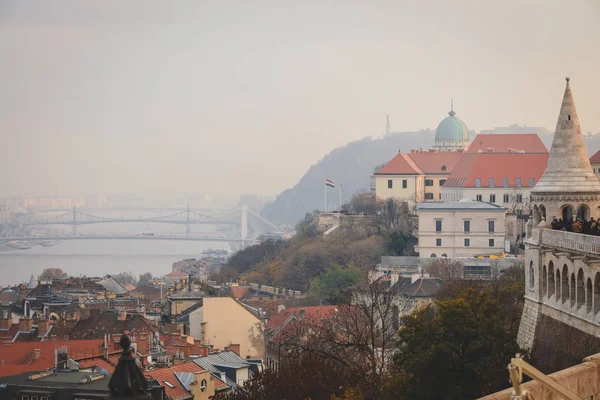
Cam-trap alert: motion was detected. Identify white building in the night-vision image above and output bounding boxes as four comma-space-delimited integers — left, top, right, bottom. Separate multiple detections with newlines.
416, 199, 506, 258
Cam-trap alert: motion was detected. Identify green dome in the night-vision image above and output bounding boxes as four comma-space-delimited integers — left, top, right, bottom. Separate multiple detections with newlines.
435, 110, 469, 144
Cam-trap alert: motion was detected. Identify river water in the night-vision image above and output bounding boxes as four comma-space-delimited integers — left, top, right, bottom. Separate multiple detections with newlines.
0, 215, 229, 286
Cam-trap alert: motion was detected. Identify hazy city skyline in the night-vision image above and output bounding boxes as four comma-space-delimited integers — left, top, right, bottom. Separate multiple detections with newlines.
2, 1, 599, 199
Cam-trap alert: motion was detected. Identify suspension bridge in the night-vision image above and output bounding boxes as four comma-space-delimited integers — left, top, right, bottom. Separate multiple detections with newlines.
5, 205, 279, 248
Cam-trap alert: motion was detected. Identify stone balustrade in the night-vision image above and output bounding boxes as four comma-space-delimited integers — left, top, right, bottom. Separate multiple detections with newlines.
527, 228, 600, 257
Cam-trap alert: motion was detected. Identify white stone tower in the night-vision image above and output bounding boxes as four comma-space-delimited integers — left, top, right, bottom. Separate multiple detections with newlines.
518, 78, 600, 351
530, 77, 600, 226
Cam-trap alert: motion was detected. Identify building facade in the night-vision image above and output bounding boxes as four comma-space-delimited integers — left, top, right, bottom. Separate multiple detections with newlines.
416, 200, 507, 258
189, 297, 264, 358
517, 78, 600, 351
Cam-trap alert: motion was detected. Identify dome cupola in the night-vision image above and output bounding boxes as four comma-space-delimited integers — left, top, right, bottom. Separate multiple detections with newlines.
434, 100, 469, 151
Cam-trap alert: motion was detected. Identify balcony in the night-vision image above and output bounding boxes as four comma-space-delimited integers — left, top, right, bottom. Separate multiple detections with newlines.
526, 228, 600, 257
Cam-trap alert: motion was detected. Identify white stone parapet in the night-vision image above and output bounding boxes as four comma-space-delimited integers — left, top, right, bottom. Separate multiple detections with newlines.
526, 228, 600, 257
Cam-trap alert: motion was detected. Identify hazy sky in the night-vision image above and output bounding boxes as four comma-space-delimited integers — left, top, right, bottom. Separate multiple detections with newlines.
1, 1, 599, 199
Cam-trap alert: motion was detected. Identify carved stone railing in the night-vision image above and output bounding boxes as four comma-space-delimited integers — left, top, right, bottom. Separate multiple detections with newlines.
532, 228, 600, 256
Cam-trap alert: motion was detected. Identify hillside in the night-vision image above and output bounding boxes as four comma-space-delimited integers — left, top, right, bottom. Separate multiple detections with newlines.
262, 130, 437, 225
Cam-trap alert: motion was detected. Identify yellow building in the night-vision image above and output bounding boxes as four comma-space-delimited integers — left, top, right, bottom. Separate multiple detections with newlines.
375, 149, 463, 207
189, 297, 264, 358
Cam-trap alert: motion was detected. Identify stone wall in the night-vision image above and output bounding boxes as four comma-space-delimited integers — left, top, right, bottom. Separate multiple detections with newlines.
516, 297, 541, 351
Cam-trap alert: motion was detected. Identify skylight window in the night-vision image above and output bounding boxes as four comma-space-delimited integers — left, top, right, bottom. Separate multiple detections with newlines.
476, 178, 482, 188
164, 381, 175, 388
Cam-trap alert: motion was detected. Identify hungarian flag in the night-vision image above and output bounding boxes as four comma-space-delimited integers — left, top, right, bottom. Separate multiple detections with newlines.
326, 179, 335, 188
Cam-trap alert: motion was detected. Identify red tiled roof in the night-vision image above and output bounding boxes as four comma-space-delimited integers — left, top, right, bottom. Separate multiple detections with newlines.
231, 287, 249, 299
466, 133, 548, 154
266, 306, 338, 331
590, 150, 600, 164
376, 151, 463, 176
145, 362, 206, 399
444, 153, 549, 188
0, 339, 103, 366
407, 151, 464, 174
376, 153, 423, 175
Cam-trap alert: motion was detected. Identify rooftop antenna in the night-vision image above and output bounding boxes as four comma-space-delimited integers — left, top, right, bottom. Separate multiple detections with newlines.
386, 114, 391, 135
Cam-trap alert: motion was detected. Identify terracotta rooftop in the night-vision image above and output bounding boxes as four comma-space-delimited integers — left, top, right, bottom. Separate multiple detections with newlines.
0, 339, 103, 367
145, 362, 207, 400
466, 133, 548, 154
443, 152, 549, 188
68, 312, 157, 340
590, 150, 600, 164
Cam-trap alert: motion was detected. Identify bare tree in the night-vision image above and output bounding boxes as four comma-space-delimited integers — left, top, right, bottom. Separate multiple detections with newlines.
426, 258, 464, 281
371, 198, 412, 232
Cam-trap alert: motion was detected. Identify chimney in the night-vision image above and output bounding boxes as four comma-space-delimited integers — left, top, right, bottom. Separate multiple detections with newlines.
117, 311, 127, 321
19, 318, 33, 332
37, 320, 49, 336
224, 344, 241, 356
56, 345, 69, 370
277, 304, 286, 313
33, 349, 41, 360
188, 273, 193, 292
0, 316, 11, 331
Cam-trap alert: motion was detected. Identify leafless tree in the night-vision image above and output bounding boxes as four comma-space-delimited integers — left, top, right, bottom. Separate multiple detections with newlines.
426, 258, 464, 281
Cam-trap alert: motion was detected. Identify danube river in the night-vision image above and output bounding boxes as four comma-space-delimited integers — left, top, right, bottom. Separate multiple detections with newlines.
0, 218, 229, 286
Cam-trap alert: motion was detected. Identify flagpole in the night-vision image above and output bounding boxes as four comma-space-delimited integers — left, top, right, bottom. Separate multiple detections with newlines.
324, 182, 327, 213
339, 183, 342, 211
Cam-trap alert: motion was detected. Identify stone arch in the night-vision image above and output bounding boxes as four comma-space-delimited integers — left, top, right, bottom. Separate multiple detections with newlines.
441, 254, 448, 258
539, 205, 546, 221
430, 254, 436, 258
577, 268, 585, 309
595, 273, 600, 315
571, 273, 576, 308
577, 204, 590, 221
556, 269, 561, 302
542, 265, 547, 297
529, 261, 535, 288
561, 264, 569, 304
533, 205, 541, 226
548, 262, 555, 298
561, 205, 574, 225
587, 278, 593, 313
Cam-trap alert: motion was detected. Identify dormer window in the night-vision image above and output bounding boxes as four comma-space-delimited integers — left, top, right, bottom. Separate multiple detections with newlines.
441, 165, 447, 172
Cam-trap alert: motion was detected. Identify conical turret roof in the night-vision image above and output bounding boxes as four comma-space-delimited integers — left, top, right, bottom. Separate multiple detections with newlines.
532, 78, 600, 194
27, 274, 37, 289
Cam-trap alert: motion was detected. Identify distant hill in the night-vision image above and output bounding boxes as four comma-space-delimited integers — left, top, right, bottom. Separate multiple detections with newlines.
262, 130, 437, 225
263, 130, 600, 225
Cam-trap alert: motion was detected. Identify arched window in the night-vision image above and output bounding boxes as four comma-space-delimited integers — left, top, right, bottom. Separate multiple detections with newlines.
577, 269, 585, 309
561, 265, 569, 304
570, 273, 576, 308
595, 273, 600, 315
430, 254, 437, 258
542, 265, 547, 297
556, 269, 561, 302
577, 205, 590, 221
529, 262, 535, 288
539, 205, 546, 221
548, 262, 555, 298
562, 205, 574, 225
441, 254, 448, 258
587, 278, 593, 313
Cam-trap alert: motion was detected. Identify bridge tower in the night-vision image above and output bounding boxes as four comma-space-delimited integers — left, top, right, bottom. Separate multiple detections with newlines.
241, 205, 248, 244
72, 205, 77, 235
186, 204, 191, 234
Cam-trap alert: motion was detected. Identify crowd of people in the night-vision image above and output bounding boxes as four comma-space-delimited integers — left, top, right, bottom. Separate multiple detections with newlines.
550, 216, 600, 235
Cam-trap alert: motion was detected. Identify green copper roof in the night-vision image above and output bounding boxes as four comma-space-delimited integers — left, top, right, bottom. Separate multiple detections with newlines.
435, 109, 469, 144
